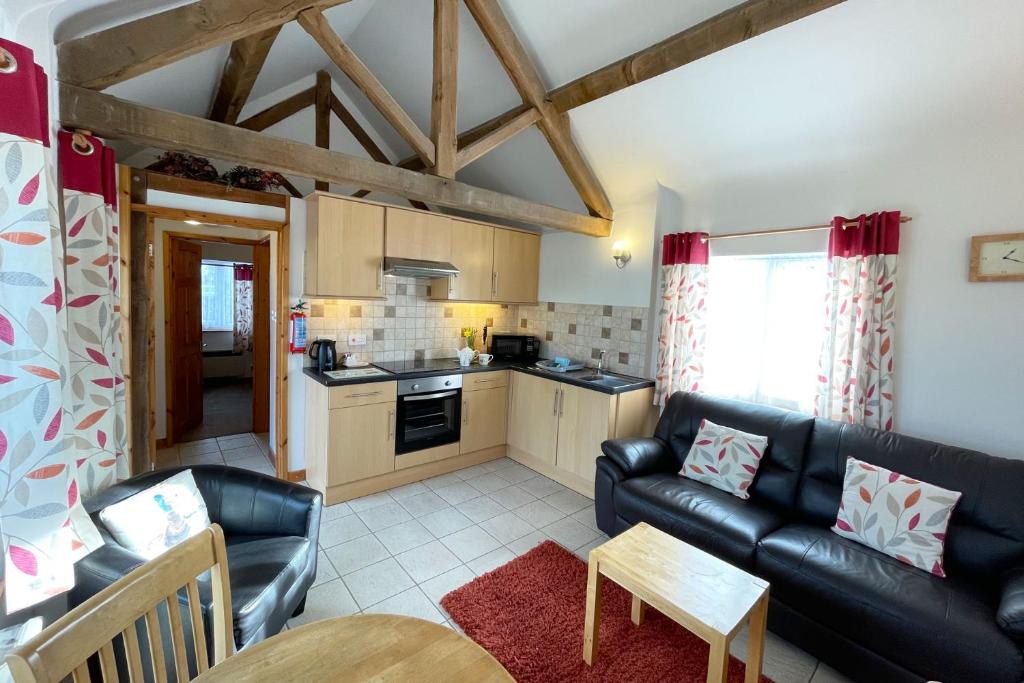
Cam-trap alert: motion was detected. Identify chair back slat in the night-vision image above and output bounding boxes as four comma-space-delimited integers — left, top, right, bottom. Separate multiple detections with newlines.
5, 525, 233, 683
97, 643, 119, 683
184, 581, 208, 673
120, 626, 145, 683
143, 608, 168, 683
164, 594, 190, 683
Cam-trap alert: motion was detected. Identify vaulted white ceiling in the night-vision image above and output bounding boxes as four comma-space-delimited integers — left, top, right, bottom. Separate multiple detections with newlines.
20, 0, 1024, 232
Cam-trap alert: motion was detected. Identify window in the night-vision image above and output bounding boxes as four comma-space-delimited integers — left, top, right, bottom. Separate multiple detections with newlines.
703, 253, 826, 412
201, 261, 234, 331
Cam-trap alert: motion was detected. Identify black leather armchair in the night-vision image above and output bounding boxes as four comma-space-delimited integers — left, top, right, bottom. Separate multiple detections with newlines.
72, 465, 322, 654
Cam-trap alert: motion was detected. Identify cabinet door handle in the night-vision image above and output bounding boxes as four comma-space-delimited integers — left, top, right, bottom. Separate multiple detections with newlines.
378, 258, 384, 292
552, 387, 559, 416
473, 378, 497, 384
345, 390, 383, 398
462, 398, 469, 425
387, 409, 396, 439
491, 271, 497, 297
558, 387, 565, 417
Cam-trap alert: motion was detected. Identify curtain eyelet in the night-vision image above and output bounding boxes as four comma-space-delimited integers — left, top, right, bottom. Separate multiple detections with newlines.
0, 49, 17, 75
72, 136, 95, 157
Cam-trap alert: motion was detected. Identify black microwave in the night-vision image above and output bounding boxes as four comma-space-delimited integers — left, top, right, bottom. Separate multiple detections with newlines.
490, 334, 540, 361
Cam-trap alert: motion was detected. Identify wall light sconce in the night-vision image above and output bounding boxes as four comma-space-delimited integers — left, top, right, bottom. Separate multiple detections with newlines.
612, 240, 631, 269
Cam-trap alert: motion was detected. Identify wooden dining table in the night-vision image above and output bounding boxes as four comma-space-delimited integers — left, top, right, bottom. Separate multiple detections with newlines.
192, 614, 514, 682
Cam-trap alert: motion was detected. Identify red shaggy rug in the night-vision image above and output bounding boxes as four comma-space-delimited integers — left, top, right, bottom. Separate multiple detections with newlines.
441, 541, 772, 683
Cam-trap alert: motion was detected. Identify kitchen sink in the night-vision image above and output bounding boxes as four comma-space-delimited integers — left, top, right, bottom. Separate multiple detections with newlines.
575, 373, 633, 388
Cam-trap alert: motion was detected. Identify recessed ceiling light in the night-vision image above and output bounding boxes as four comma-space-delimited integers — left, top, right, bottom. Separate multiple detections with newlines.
185, 219, 202, 226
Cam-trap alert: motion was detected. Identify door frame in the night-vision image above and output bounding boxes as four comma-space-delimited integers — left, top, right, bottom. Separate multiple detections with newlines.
121, 166, 296, 481
163, 233, 270, 446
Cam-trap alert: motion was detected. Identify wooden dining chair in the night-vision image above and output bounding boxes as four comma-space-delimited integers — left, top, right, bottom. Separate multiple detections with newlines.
6, 524, 234, 683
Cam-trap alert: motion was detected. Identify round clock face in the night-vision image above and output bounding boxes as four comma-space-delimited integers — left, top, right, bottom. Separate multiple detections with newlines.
979, 239, 1024, 276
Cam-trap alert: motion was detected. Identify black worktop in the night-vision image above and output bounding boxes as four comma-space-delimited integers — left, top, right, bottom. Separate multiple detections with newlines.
302, 359, 654, 395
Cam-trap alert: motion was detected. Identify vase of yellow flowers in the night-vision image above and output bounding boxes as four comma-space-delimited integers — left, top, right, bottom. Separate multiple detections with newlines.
461, 327, 477, 350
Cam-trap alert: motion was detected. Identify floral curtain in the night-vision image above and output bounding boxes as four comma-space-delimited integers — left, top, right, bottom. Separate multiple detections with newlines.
232, 263, 253, 354
815, 211, 900, 430
58, 130, 130, 493
0, 39, 103, 614
654, 232, 709, 408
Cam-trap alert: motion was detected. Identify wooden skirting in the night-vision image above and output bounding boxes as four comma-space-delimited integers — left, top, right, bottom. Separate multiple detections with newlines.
155, 437, 169, 450
321, 445, 506, 505
287, 469, 306, 483
506, 445, 594, 500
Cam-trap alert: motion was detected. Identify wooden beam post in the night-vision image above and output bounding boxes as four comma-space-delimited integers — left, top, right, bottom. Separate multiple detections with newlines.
297, 7, 436, 167
58, 0, 350, 90
430, 0, 459, 178
61, 84, 611, 237
208, 26, 281, 124
464, 0, 612, 220
315, 70, 332, 191
127, 170, 152, 471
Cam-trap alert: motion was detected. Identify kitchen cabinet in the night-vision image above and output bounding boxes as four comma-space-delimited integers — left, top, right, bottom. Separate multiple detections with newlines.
431, 220, 494, 301
305, 195, 385, 299
461, 372, 509, 454
385, 208, 452, 262
507, 373, 655, 496
507, 372, 560, 466
328, 400, 396, 484
492, 228, 540, 303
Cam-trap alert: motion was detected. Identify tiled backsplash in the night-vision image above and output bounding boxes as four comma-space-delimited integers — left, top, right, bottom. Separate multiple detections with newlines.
305, 280, 651, 377
518, 302, 650, 378
306, 276, 516, 362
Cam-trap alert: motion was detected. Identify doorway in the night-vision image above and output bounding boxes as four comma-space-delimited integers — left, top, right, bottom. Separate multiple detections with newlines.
165, 233, 271, 445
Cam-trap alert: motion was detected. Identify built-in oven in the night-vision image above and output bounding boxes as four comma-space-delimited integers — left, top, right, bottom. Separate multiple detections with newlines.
395, 375, 462, 455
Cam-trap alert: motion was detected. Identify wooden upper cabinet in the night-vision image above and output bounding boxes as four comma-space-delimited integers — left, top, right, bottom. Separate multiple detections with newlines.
492, 228, 540, 303
305, 195, 385, 299
385, 208, 452, 262
431, 220, 494, 301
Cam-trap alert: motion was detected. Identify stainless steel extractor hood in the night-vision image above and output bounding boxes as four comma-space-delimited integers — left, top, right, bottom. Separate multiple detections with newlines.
383, 257, 460, 279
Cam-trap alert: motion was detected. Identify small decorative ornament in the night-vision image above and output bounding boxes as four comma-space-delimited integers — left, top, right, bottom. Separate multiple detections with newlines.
969, 232, 1024, 281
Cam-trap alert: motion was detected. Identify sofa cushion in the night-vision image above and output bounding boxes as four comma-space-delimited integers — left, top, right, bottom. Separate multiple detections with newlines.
655, 392, 814, 511
615, 473, 788, 568
214, 536, 312, 647
681, 419, 768, 499
756, 524, 1024, 683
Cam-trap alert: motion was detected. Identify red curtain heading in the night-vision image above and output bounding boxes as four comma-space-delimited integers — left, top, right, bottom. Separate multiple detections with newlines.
662, 232, 710, 266
829, 211, 901, 258
0, 39, 49, 144
58, 131, 118, 209
234, 264, 253, 281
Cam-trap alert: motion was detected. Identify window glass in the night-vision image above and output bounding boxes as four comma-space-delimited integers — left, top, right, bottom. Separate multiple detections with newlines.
200, 261, 234, 332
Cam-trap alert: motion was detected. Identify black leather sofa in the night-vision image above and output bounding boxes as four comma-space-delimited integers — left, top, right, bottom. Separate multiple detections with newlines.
72, 465, 322, 660
596, 392, 1024, 683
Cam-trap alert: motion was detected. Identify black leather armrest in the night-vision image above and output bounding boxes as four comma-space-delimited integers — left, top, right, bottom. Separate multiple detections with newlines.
601, 437, 673, 478
70, 542, 147, 607
998, 568, 1024, 640
203, 469, 323, 542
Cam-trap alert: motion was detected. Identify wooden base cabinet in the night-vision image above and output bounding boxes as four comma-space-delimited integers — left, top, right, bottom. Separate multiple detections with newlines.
461, 373, 509, 454
508, 372, 655, 497
328, 401, 396, 483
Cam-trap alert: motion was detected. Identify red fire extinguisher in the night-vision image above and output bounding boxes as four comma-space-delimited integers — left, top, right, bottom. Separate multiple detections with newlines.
289, 300, 308, 354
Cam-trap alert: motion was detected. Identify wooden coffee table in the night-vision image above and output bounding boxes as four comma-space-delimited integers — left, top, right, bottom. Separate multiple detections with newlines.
583, 522, 770, 683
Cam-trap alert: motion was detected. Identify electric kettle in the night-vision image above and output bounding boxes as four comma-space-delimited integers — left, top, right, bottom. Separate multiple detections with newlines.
308, 338, 337, 372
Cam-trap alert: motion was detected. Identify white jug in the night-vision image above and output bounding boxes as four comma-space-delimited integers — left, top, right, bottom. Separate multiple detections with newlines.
455, 347, 475, 367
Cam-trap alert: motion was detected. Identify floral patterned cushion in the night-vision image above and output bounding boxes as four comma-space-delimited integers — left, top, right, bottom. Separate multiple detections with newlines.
832, 457, 962, 577
679, 419, 768, 499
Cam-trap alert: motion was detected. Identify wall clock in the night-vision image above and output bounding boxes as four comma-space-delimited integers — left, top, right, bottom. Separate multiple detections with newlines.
969, 232, 1024, 282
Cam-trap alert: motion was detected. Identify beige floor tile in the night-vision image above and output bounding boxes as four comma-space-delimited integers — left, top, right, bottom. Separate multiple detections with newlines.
477, 511, 535, 545
321, 500, 353, 521
467, 546, 516, 576
419, 565, 476, 609
514, 499, 565, 528
363, 586, 446, 624
543, 488, 591, 515
439, 525, 501, 563
180, 451, 226, 467
394, 540, 463, 583
347, 491, 395, 513
356, 501, 412, 532
311, 550, 337, 588
455, 495, 506, 523
506, 530, 551, 556
217, 433, 256, 450
374, 520, 435, 555
518, 475, 566, 498
342, 558, 415, 609
488, 484, 537, 510
287, 578, 359, 627
397, 491, 449, 517
386, 481, 430, 500
418, 507, 474, 538
730, 626, 819, 683
325, 534, 390, 576
178, 439, 219, 457
465, 472, 512, 494
221, 444, 265, 461
320, 514, 371, 548
541, 517, 603, 551
433, 481, 484, 506
570, 505, 601, 531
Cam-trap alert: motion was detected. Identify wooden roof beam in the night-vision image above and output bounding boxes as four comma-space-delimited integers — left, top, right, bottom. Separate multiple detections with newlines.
430, 0, 459, 178
456, 107, 541, 170
208, 26, 282, 124
60, 84, 610, 237
464, 0, 612, 221
298, 7, 436, 167
236, 86, 316, 131
58, 0, 350, 90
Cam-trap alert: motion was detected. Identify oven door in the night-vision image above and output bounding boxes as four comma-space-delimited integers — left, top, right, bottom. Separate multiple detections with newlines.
395, 389, 462, 455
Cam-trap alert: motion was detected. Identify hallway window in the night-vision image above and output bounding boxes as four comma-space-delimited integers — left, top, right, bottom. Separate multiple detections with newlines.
201, 261, 234, 331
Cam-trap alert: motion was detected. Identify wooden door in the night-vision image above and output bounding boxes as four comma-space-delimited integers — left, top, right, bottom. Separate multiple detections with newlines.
492, 228, 539, 303
251, 241, 270, 433
315, 196, 385, 298
328, 402, 396, 484
169, 239, 203, 439
555, 385, 614, 486
385, 208, 452, 262
460, 385, 508, 454
507, 372, 559, 465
